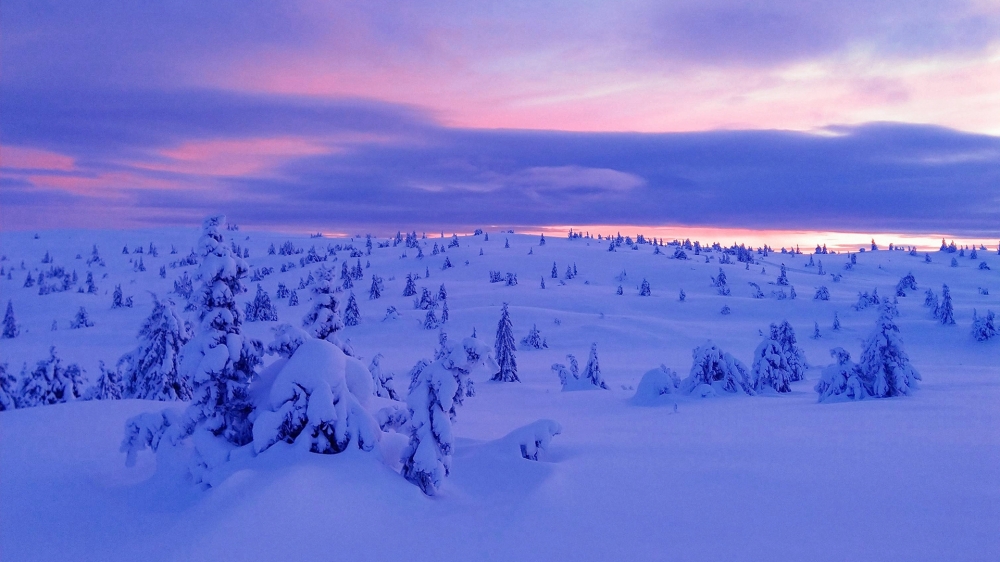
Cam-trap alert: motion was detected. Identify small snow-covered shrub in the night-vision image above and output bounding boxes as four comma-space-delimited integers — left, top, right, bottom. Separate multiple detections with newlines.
815, 348, 869, 402
520, 324, 548, 350
631, 365, 681, 406
680, 343, 754, 396
500, 419, 562, 461
814, 286, 830, 300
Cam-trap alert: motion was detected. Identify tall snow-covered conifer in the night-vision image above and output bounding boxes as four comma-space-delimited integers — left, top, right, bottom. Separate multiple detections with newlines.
178, 215, 262, 446
492, 303, 519, 382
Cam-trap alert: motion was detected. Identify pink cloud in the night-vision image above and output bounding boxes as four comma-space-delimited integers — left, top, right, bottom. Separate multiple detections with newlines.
1, 146, 76, 171
143, 136, 334, 177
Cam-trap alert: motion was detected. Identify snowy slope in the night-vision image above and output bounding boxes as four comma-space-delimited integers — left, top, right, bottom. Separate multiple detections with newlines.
1, 227, 998, 561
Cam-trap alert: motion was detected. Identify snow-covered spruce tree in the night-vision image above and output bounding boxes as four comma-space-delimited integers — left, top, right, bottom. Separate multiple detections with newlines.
680, 343, 755, 396
751, 327, 792, 393
971, 310, 997, 341
492, 303, 519, 382
776, 321, 807, 381
423, 308, 439, 329
119, 296, 192, 401
18, 346, 86, 407
441, 299, 449, 323
3, 300, 20, 339
178, 215, 262, 445
0, 364, 18, 411
303, 279, 345, 342
91, 361, 123, 400
860, 301, 921, 398
551, 262, 558, 279
403, 273, 417, 297
639, 279, 651, 296
418, 287, 435, 310
289, 290, 299, 306
400, 337, 499, 495
712, 268, 730, 295
815, 347, 869, 402
70, 306, 94, 329
343, 293, 360, 326
895, 272, 917, 297
369, 275, 382, 300
253, 283, 279, 321
369, 353, 399, 400
520, 324, 548, 349
814, 286, 830, 300
938, 284, 955, 325
776, 264, 789, 285
582, 343, 608, 389
833, 311, 841, 331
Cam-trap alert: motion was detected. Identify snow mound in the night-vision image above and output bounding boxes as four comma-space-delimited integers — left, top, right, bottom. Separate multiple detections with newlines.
631, 365, 681, 406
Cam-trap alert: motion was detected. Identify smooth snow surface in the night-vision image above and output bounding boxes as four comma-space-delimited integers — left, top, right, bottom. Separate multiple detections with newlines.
1, 228, 998, 561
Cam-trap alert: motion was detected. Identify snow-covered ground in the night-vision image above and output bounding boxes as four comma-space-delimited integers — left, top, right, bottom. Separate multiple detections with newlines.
1, 227, 998, 561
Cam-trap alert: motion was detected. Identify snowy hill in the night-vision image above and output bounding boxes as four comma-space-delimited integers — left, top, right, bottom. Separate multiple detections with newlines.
1, 226, 998, 561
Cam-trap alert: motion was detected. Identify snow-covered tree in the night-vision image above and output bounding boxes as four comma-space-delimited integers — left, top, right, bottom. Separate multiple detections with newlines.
775, 321, 807, 381
441, 300, 449, 323
895, 272, 917, 297
712, 268, 730, 295
815, 348, 869, 402
0, 364, 18, 411
403, 273, 417, 297
18, 346, 86, 407
680, 343, 755, 396
90, 361, 123, 400
401, 337, 499, 495
492, 303, 519, 382
2, 300, 20, 339
581, 343, 607, 389
369, 275, 382, 300
179, 215, 262, 445
752, 328, 792, 393
289, 290, 299, 306
343, 293, 360, 326
70, 306, 94, 329
938, 284, 955, 325
245, 283, 278, 322
551, 262, 558, 279
860, 302, 921, 398
423, 308, 439, 330
814, 286, 830, 300
971, 310, 997, 341
252, 337, 380, 459
639, 278, 651, 296
776, 264, 789, 286
369, 353, 399, 400
119, 296, 192, 401
520, 324, 548, 349
833, 311, 841, 331
303, 280, 345, 341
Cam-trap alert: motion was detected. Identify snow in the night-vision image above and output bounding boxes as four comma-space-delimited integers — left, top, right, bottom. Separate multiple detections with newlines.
1, 227, 999, 561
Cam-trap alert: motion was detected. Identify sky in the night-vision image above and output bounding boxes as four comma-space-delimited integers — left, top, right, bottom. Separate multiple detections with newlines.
1, 0, 999, 237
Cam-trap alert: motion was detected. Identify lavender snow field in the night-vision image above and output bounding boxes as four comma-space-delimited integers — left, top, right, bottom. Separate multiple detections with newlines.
1, 225, 997, 562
